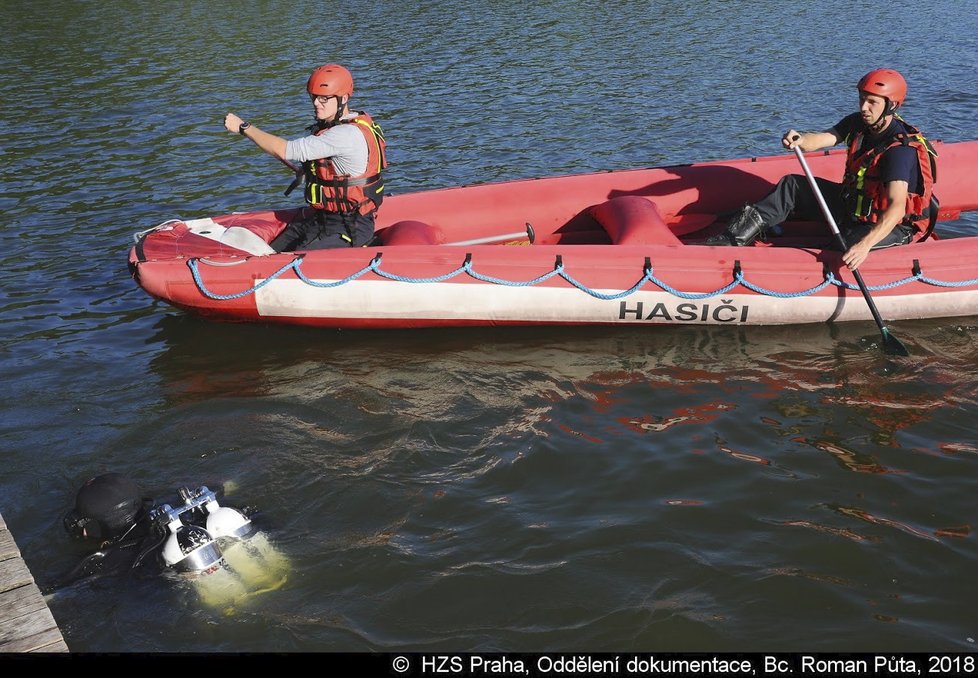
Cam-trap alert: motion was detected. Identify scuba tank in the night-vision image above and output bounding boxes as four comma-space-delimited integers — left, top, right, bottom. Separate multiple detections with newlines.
152, 485, 289, 610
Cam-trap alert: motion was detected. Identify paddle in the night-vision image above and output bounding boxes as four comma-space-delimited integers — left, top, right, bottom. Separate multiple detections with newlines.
447, 223, 536, 246
278, 158, 303, 196
792, 145, 909, 356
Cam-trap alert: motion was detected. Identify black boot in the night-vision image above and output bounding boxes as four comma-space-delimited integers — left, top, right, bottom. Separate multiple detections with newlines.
697, 205, 767, 246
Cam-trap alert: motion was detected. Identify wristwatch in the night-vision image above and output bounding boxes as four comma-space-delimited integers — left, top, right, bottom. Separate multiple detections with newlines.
238, 121, 252, 136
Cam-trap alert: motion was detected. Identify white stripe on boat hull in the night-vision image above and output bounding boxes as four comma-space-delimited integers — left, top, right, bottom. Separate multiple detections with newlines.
254, 279, 978, 325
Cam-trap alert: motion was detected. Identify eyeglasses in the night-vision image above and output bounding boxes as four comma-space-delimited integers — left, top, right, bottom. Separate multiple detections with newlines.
310, 94, 335, 105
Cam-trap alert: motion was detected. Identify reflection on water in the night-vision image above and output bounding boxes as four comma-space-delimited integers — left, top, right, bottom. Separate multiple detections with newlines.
25, 307, 978, 651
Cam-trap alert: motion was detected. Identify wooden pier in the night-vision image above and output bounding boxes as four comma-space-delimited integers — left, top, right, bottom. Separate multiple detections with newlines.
0, 512, 68, 652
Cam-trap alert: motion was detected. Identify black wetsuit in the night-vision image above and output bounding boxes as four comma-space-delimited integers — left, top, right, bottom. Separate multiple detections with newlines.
48, 484, 230, 593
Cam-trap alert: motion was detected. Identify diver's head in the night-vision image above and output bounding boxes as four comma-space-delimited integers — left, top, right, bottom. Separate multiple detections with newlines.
64, 473, 146, 542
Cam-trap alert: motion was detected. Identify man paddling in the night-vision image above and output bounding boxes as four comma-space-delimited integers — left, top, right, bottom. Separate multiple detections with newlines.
701, 68, 936, 270
224, 63, 387, 251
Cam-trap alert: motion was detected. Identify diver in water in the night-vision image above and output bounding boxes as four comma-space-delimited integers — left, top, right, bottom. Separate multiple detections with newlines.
56, 472, 159, 587
54, 472, 288, 609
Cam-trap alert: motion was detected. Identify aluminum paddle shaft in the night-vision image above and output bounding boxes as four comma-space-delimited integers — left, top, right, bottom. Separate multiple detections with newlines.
792, 146, 909, 356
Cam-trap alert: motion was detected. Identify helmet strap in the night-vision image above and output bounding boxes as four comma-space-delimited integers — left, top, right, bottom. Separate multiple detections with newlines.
331, 96, 348, 126
867, 100, 893, 134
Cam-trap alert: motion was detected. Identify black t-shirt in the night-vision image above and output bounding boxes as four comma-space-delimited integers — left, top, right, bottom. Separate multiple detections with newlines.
831, 112, 923, 194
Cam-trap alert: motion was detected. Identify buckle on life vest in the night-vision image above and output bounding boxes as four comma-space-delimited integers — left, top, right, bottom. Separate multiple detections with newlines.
305, 182, 321, 206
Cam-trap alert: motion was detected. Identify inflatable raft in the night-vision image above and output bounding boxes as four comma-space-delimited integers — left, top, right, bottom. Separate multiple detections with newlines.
128, 141, 978, 329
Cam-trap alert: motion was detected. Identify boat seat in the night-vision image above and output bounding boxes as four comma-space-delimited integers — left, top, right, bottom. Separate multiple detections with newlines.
184, 218, 277, 256
587, 196, 682, 246
377, 220, 446, 246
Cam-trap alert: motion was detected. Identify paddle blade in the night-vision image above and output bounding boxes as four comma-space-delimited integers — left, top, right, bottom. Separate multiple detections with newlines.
880, 327, 910, 356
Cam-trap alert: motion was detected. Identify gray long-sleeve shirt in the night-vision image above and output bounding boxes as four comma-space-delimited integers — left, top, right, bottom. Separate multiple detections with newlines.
284, 121, 368, 176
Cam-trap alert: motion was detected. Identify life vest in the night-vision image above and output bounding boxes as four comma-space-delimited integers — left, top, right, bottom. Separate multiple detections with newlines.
303, 111, 387, 216
841, 118, 938, 240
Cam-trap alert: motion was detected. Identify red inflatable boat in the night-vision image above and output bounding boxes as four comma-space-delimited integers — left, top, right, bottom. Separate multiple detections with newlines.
128, 141, 978, 329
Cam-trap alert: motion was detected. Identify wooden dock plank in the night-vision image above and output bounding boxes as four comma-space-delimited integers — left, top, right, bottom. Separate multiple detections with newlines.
0, 517, 19, 561
0, 512, 69, 653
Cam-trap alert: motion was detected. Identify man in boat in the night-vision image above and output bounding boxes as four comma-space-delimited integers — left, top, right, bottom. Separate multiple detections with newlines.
702, 68, 936, 270
223, 63, 387, 251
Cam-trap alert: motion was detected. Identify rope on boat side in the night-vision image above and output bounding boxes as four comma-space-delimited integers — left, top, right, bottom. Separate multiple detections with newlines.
913, 274, 978, 288
735, 271, 835, 298
904, 259, 978, 289
185, 253, 978, 302
188, 257, 302, 300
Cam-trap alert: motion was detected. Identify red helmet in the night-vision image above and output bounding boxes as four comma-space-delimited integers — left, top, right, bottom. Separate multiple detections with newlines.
857, 68, 907, 110
306, 64, 354, 98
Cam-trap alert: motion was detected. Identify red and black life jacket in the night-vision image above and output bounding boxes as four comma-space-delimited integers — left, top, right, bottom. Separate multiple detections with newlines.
303, 111, 387, 216
841, 119, 938, 240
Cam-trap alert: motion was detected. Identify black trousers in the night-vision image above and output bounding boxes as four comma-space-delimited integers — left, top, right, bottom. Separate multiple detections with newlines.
271, 209, 375, 252
753, 174, 915, 250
